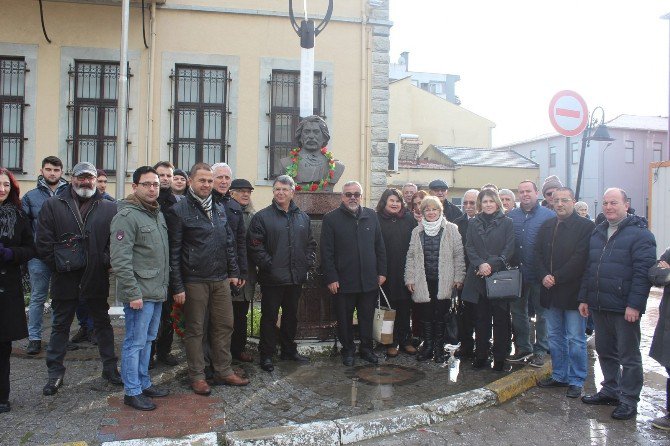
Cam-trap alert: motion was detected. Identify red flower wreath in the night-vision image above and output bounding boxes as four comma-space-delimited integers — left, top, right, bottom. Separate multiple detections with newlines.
285, 147, 335, 192
171, 302, 186, 338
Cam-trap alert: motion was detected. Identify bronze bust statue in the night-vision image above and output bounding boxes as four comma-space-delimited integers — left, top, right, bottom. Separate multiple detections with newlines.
280, 115, 344, 191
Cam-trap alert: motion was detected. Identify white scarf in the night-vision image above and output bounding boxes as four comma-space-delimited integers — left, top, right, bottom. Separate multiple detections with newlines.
422, 215, 445, 237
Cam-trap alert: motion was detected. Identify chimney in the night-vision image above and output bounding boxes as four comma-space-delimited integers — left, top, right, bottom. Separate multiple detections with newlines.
399, 51, 409, 70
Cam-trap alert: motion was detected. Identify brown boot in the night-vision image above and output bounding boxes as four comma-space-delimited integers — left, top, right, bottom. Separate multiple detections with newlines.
191, 379, 211, 396
236, 352, 254, 363
212, 373, 250, 387
403, 344, 417, 355
386, 346, 399, 357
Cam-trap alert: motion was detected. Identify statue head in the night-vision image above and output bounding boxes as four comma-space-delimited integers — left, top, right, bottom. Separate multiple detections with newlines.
295, 115, 330, 153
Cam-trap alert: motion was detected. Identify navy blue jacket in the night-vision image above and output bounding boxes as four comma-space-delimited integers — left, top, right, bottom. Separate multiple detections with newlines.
509, 203, 554, 283
21, 176, 69, 237
578, 215, 656, 314
321, 204, 387, 294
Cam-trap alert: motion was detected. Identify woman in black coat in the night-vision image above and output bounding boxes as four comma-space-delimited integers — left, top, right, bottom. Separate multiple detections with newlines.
461, 189, 514, 372
376, 188, 417, 357
0, 168, 36, 413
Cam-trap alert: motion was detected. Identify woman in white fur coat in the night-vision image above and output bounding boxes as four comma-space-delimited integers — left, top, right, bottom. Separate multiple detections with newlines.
405, 196, 466, 363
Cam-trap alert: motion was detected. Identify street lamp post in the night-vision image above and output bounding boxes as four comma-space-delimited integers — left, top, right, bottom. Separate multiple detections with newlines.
574, 106, 614, 201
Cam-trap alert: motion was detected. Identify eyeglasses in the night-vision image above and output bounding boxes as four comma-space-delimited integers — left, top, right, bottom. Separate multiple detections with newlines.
344, 192, 361, 198
463, 201, 476, 205
138, 182, 160, 189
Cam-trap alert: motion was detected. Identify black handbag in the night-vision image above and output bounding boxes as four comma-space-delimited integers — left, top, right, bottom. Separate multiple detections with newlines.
53, 233, 87, 273
485, 257, 522, 301
444, 288, 459, 345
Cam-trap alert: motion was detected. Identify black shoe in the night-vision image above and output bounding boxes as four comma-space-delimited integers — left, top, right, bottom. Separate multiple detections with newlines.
507, 351, 533, 363
342, 356, 354, 367
102, 368, 123, 386
157, 354, 179, 367
280, 351, 310, 363
360, 350, 379, 364
416, 321, 434, 362
142, 385, 169, 398
566, 385, 582, 398
70, 326, 88, 343
26, 340, 41, 355
124, 394, 156, 411
66, 342, 79, 351
260, 357, 274, 372
0, 401, 10, 413
453, 348, 474, 359
585, 328, 594, 336
537, 377, 569, 388
492, 360, 505, 372
148, 357, 156, 370
472, 357, 490, 369
611, 403, 637, 420
582, 392, 620, 406
43, 377, 64, 396
88, 329, 98, 345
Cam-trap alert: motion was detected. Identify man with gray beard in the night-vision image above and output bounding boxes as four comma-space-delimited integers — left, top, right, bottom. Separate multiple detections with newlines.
37, 162, 120, 395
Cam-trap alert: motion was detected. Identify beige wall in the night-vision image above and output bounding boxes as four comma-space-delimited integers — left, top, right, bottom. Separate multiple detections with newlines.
389, 77, 495, 151
1, 0, 381, 206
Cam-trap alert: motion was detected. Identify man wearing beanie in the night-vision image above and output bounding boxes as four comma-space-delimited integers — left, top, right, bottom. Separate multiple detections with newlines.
542, 175, 563, 211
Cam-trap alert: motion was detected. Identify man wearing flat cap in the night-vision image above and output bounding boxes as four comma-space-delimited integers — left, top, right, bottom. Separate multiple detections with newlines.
429, 179, 463, 222
229, 178, 257, 363
37, 162, 121, 396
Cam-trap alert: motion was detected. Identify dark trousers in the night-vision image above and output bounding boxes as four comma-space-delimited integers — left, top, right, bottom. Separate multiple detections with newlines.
475, 294, 511, 362
416, 279, 449, 323
666, 367, 670, 412
259, 285, 301, 358
231, 300, 250, 357
47, 298, 117, 379
334, 290, 377, 355
457, 298, 477, 354
391, 299, 412, 347
0, 341, 10, 402
152, 294, 175, 359
411, 302, 421, 337
75, 299, 94, 330
591, 310, 643, 406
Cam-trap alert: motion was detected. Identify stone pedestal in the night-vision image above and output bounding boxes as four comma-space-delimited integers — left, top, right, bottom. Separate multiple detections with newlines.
293, 192, 341, 340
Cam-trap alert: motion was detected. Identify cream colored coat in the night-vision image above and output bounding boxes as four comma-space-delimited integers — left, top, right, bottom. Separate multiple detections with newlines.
404, 219, 466, 303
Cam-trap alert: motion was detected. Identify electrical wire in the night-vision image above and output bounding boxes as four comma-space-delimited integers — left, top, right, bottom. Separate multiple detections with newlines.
39, 0, 52, 43
142, 0, 149, 49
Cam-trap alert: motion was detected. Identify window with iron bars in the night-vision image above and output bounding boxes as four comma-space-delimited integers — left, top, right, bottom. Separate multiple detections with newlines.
0, 57, 27, 172
67, 60, 129, 174
267, 70, 326, 179
169, 65, 230, 170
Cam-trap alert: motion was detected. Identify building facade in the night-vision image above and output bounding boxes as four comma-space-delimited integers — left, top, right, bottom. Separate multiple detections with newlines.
0, 0, 391, 204
498, 115, 668, 219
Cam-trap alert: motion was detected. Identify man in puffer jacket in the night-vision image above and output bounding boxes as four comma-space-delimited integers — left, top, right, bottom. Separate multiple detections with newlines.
578, 188, 656, 421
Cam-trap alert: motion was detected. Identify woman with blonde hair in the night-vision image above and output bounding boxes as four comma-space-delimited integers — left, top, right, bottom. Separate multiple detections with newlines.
405, 196, 465, 363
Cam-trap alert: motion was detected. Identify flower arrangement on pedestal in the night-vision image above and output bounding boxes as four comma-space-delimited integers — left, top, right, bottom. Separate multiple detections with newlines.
285, 146, 335, 192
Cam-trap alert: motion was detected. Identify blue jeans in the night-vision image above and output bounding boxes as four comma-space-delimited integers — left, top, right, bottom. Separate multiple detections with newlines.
27, 258, 52, 341
510, 282, 548, 354
545, 307, 587, 386
121, 301, 162, 396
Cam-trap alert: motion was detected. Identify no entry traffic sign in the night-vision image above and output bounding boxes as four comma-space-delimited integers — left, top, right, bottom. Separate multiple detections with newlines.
548, 90, 588, 137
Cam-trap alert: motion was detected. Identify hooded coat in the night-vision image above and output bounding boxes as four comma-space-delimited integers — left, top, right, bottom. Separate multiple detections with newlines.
649, 247, 670, 368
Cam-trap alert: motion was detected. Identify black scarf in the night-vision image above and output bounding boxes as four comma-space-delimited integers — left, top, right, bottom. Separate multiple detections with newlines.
0, 202, 18, 239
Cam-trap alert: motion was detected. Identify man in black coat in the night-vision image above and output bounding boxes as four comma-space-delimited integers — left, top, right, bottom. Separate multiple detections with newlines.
429, 179, 463, 223
36, 162, 121, 396
247, 175, 316, 372
165, 163, 248, 395
321, 181, 387, 366
150, 161, 180, 367
535, 187, 595, 399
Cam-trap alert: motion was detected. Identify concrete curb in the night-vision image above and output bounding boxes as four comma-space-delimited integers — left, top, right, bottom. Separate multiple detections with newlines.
98, 362, 552, 446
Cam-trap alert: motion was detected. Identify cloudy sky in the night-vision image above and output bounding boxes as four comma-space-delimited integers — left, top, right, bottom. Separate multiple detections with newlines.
388, 0, 669, 146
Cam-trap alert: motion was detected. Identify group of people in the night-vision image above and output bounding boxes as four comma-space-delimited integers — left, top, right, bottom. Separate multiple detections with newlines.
0, 160, 668, 431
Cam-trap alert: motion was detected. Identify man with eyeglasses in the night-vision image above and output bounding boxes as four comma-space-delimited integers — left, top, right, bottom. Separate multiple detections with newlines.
401, 183, 418, 208
247, 175, 316, 372
453, 189, 479, 359
428, 179, 463, 223
165, 163, 248, 396
321, 181, 387, 366
535, 187, 594, 399
37, 162, 121, 395
508, 180, 554, 367
110, 166, 170, 411
578, 188, 656, 420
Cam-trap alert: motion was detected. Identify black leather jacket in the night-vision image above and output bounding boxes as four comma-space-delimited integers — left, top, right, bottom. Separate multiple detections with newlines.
213, 190, 248, 279
247, 200, 316, 286
165, 192, 239, 294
